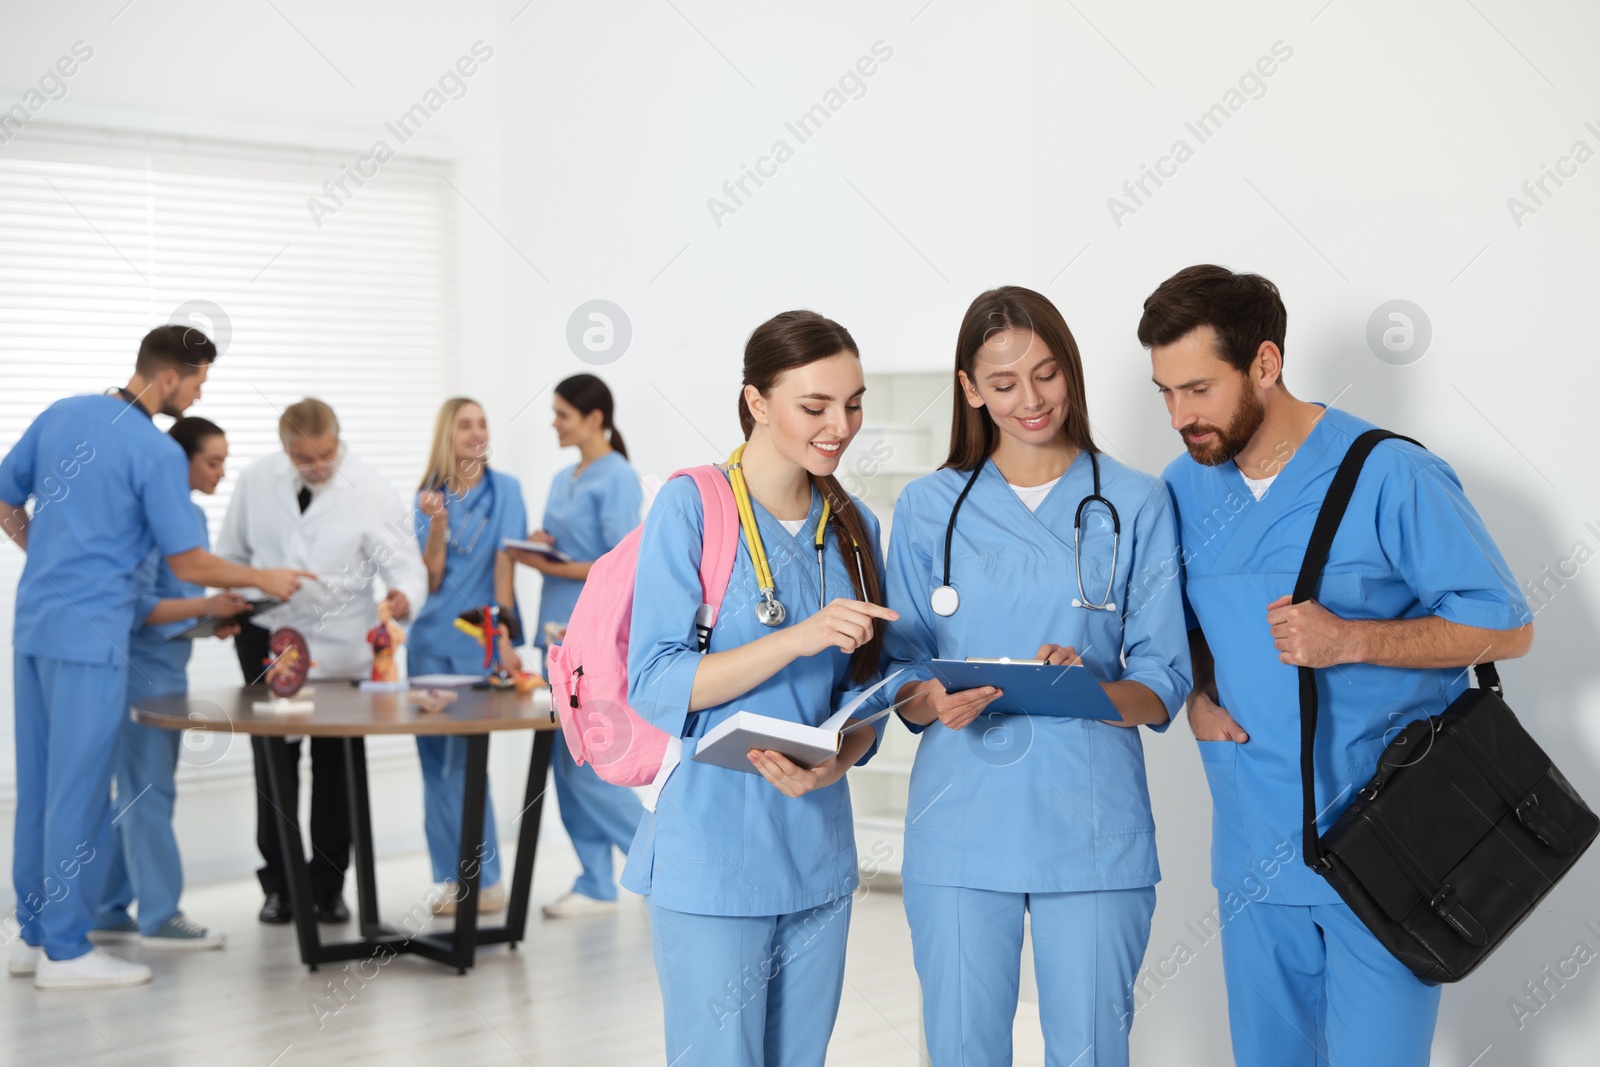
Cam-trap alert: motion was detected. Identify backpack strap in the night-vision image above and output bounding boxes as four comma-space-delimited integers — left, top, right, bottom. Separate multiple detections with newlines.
1295, 429, 1422, 870
672, 466, 740, 649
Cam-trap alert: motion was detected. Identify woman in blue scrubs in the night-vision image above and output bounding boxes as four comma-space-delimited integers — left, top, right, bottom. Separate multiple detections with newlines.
507, 374, 645, 918
625, 311, 898, 1065
884, 287, 1192, 1067
411, 397, 527, 913
93, 417, 245, 951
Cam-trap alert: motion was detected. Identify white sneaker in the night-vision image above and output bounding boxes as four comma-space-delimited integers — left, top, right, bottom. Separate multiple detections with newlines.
429, 881, 507, 916
34, 948, 152, 990
140, 914, 226, 952
540, 891, 618, 919
7, 940, 41, 977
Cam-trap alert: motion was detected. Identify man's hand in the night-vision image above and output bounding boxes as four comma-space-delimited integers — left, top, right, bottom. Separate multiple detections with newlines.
1187, 689, 1248, 743
385, 589, 411, 619
1266, 596, 1358, 668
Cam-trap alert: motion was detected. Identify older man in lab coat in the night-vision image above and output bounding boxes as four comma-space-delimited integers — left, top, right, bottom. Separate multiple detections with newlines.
217, 397, 427, 925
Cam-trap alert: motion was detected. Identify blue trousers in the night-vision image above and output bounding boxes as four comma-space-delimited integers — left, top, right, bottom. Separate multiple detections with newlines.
11, 654, 126, 961
95, 715, 185, 933
647, 895, 853, 1067
1220, 898, 1440, 1067
551, 730, 642, 900
903, 882, 1157, 1067
417, 735, 502, 886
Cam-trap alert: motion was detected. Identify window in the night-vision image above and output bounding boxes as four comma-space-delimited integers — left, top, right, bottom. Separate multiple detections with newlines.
0, 122, 455, 794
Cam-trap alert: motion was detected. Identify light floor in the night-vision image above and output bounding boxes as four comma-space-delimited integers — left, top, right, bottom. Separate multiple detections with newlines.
5, 838, 1049, 1066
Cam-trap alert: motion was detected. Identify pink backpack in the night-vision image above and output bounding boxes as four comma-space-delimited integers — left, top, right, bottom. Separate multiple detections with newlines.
546, 466, 739, 789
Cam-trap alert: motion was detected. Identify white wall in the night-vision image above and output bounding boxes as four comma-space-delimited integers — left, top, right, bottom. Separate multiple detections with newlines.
4, 1, 1600, 1063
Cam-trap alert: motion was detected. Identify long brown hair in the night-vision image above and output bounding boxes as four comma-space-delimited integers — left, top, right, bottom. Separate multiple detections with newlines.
739, 310, 884, 684
945, 286, 1097, 470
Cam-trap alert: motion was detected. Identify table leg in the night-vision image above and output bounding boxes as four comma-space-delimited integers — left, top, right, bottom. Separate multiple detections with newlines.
343, 737, 385, 938
262, 737, 324, 970
504, 729, 555, 946
442, 734, 491, 972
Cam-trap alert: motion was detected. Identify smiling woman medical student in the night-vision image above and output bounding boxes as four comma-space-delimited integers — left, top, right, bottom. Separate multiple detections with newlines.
884, 287, 1192, 1067
506, 374, 646, 918
411, 397, 527, 913
624, 311, 898, 1066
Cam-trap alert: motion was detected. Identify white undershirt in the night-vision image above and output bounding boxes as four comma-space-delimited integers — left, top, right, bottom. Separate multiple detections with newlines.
1241, 471, 1279, 501
1007, 476, 1061, 513
778, 517, 808, 536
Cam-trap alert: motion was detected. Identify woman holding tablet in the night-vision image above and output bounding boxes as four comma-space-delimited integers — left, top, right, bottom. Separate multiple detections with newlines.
507, 374, 645, 918
624, 310, 897, 1065
884, 287, 1191, 1066
412, 397, 527, 913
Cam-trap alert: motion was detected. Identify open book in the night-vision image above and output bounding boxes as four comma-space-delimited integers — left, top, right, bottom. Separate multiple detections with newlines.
692, 669, 907, 774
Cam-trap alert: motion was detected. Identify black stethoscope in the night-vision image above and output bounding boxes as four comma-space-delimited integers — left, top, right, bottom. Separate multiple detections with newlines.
929, 451, 1121, 617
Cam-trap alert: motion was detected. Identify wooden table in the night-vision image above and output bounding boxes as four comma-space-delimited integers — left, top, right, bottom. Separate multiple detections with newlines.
132, 683, 559, 974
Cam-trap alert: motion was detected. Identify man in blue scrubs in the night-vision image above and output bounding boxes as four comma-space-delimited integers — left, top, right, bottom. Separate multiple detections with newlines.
1142, 265, 1534, 1066
1, 326, 310, 990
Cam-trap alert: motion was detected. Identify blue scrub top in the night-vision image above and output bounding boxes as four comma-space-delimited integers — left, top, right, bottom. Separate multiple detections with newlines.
127, 500, 210, 701
884, 453, 1192, 893
623, 472, 890, 916
0, 393, 203, 665
408, 468, 528, 676
535, 451, 641, 648
1164, 406, 1532, 903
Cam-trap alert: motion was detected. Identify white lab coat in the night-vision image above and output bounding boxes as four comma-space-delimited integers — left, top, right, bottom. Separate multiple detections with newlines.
217, 448, 427, 680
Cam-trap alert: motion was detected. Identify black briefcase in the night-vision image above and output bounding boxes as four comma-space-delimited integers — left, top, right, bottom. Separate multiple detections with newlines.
1295, 430, 1598, 984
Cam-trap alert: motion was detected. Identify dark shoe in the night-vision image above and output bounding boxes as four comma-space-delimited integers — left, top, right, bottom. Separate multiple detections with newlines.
258, 893, 292, 924
315, 896, 350, 924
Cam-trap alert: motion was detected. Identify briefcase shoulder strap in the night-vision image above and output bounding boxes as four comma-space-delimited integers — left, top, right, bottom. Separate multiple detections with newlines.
1294, 428, 1422, 870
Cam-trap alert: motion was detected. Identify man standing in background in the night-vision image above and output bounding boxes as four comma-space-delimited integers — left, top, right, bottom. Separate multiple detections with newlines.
218, 398, 426, 926
1, 326, 309, 989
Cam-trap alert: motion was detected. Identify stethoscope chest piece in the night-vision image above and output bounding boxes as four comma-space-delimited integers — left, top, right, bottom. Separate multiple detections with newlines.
756, 594, 787, 627
930, 584, 959, 617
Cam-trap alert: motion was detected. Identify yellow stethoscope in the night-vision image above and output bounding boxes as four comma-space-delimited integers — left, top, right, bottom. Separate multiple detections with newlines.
727, 444, 867, 627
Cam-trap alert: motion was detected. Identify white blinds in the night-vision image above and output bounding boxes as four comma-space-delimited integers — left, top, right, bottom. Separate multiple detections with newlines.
0, 123, 455, 793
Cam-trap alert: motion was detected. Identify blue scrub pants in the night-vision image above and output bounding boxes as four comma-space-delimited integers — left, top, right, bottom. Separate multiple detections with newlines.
95, 715, 185, 933
11, 654, 125, 961
416, 734, 503, 886
411, 649, 501, 887
1220, 898, 1440, 1067
903, 882, 1156, 1067
551, 730, 642, 901
647, 895, 853, 1066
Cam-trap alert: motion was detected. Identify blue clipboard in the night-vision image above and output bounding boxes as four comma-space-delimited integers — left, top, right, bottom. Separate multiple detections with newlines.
928, 658, 1118, 720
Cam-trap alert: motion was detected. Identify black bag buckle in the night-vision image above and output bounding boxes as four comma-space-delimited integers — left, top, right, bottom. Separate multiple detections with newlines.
1517, 793, 1576, 854
1430, 885, 1489, 946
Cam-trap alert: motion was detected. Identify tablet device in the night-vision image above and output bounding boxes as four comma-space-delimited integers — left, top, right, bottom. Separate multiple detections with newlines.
928, 657, 1117, 720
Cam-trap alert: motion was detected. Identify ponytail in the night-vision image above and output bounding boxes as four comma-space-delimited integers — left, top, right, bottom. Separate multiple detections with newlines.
607, 423, 628, 459
814, 475, 884, 685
